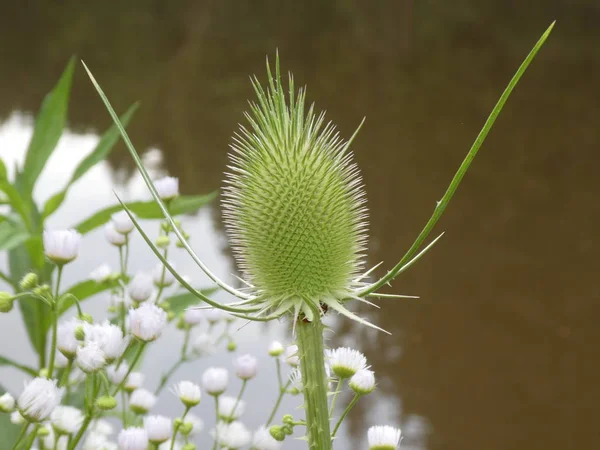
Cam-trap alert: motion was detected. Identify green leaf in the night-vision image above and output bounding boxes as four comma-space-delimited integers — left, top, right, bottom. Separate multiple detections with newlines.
57, 279, 120, 316
42, 103, 139, 219
73, 193, 216, 234
0, 181, 32, 231
165, 287, 219, 315
23, 235, 45, 270
20, 58, 75, 197
360, 22, 556, 296
0, 158, 6, 182
0, 221, 29, 251
0, 355, 38, 376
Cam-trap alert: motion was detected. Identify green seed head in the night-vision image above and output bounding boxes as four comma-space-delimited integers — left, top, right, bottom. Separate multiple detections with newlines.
223, 57, 367, 319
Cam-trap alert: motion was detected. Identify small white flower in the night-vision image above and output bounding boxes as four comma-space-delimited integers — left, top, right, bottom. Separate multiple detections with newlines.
158, 440, 183, 450
10, 410, 25, 424
184, 413, 204, 435
124, 372, 145, 392
183, 308, 203, 326
0, 392, 15, 412
268, 341, 284, 357
233, 354, 258, 380
349, 369, 375, 395
154, 176, 179, 200
252, 426, 282, 450
288, 368, 303, 393
57, 318, 81, 358
367, 425, 401, 450
283, 345, 299, 367
212, 421, 251, 449
43, 229, 81, 265
128, 273, 154, 303
111, 211, 135, 234
83, 431, 116, 450
85, 322, 130, 363
91, 419, 114, 436
201, 367, 228, 396
152, 262, 175, 287
107, 363, 129, 385
90, 264, 112, 283
328, 347, 367, 378
76, 342, 106, 373
218, 396, 245, 421
55, 351, 69, 369
51, 405, 84, 434
144, 415, 172, 444
128, 302, 167, 341
204, 307, 223, 324
105, 223, 127, 246
118, 427, 148, 450
191, 333, 215, 356
42, 428, 68, 450
129, 388, 156, 414
17, 377, 63, 422
172, 381, 201, 407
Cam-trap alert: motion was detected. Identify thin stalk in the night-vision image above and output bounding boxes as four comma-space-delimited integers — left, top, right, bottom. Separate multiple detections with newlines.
112, 342, 146, 396
169, 406, 190, 450
121, 389, 127, 427
59, 359, 72, 388
266, 379, 292, 426
331, 394, 360, 437
68, 415, 93, 450
212, 395, 220, 450
47, 265, 63, 378
11, 422, 29, 450
296, 315, 332, 450
21, 424, 39, 450
329, 378, 344, 418
231, 380, 247, 420
155, 329, 190, 395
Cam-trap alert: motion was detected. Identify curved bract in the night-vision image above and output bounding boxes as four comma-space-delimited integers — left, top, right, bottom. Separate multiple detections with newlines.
222, 59, 368, 317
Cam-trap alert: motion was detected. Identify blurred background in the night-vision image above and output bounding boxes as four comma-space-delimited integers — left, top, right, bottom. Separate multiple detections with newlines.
1, 1, 599, 449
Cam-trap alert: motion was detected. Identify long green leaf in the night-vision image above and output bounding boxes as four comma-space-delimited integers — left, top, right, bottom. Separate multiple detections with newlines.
57, 279, 120, 316
0, 355, 38, 376
42, 103, 140, 219
0, 221, 30, 251
73, 193, 216, 234
0, 181, 32, 230
20, 58, 76, 197
360, 22, 555, 296
166, 287, 219, 315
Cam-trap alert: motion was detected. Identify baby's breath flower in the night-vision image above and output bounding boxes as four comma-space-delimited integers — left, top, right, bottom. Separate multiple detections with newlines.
128, 273, 154, 303
233, 354, 258, 380
191, 333, 215, 356
90, 264, 112, 283
328, 347, 367, 378
111, 211, 135, 234
212, 421, 251, 449
10, 410, 25, 424
51, 405, 84, 434
154, 176, 179, 200
105, 223, 126, 246
0, 392, 15, 412
218, 396, 246, 421
17, 377, 63, 422
268, 341, 284, 357
201, 367, 228, 396
367, 425, 401, 450
129, 388, 156, 415
83, 431, 116, 450
144, 415, 172, 444
55, 351, 69, 369
204, 308, 223, 324
288, 368, 303, 393
283, 345, 299, 367
107, 363, 129, 385
172, 381, 201, 407
152, 262, 175, 287
349, 369, 375, 395
91, 419, 114, 436
128, 302, 167, 341
183, 309, 203, 326
85, 322, 129, 363
124, 372, 145, 392
43, 229, 81, 265
252, 426, 282, 450
118, 427, 148, 450
57, 318, 81, 358
76, 342, 106, 373
184, 413, 204, 436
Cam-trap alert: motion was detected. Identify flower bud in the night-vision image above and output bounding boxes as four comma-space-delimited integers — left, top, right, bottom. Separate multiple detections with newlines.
174, 418, 183, 428
128, 273, 154, 303
78, 313, 93, 324
367, 425, 401, 450
129, 388, 156, 415
328, 347, 367, 379
118, 427, 148, 450
51, 405, 83, 434
227, 340, 237, 352
269, 426, 285, 441
43, 229, 81, 265
283, 345, 299, 367
144, 415, 172, 444
111, 211, 135, 234
268, 341, 284, 357
38, 368, 49, 378
167, 311, 176, 321
129, 303, 167, 342
32, 285, 50, 296
74, 325, 86, 341
282, 414, 294, 425
282, 425, 293, 436
19, 273, 38, 290
37, 426, 50, 436
349, 369, 375, 395
154, 176, 179, 201
152, 262, 175, 288
217, 396, 245, 422
90, 264, 112, 283
201, 367, 228, 396
173, 381, 201, 408
155, 235, 171, 249
96, 396, 118, 410
0, 393, 15, 412
182, 444, 196, 450
124, 372, 144, 393
18, 377, 63, 422
0, 293, 14, 313
233, 354, 258, 380
179, 422, 193, 435
105, 223, 126, 246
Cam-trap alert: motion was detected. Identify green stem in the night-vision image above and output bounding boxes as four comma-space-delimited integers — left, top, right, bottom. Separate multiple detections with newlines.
21, 424, 39, 450
266, 379, 291, 426
331, 394, 360, 438
68, 415, 93, 450
231, 380, 247, 420
169, 406, 190, 450
212, 395, 220, 450
59, 359, 72, 388
112, 342, 145, 396
296, 315, 332, 450
155, 359, 184, 396
11, 422, 29, 450
47, 265, 63, 378
329, 378, 344, 418
121, 389, 127, 427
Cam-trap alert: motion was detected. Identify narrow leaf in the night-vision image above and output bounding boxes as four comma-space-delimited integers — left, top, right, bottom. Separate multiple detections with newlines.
0, 221, 30, 251
166, 287, 219, 315
0, 355, 38, 376
57, 279, 120, 316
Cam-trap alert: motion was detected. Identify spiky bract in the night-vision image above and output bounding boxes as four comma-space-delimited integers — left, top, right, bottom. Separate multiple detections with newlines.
222, 59, 368, 319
